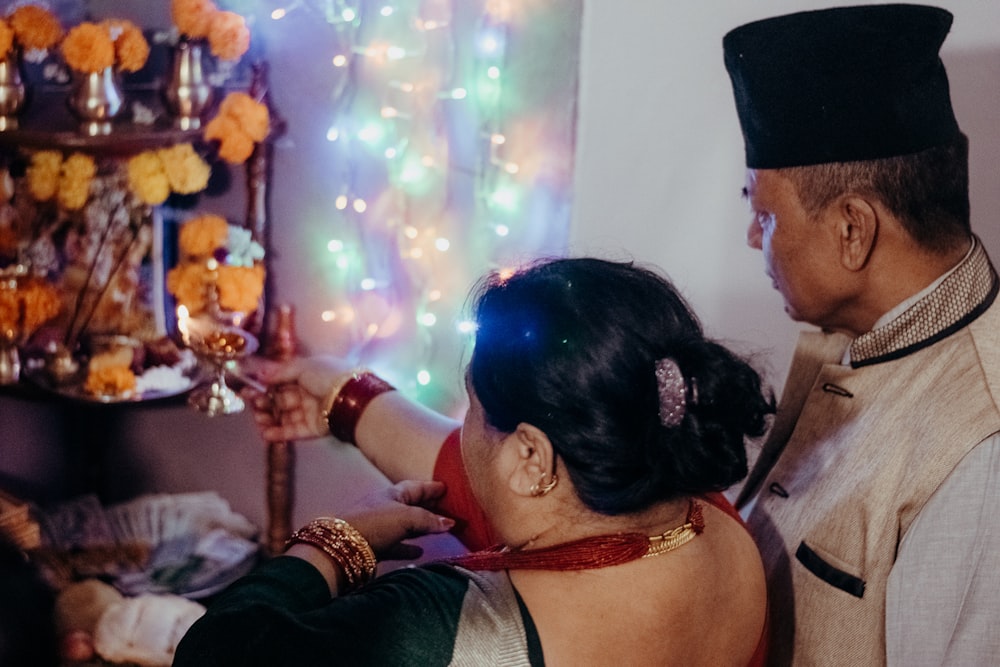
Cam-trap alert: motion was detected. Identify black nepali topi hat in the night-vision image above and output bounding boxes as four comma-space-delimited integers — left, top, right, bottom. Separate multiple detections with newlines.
723, 4, 961, 168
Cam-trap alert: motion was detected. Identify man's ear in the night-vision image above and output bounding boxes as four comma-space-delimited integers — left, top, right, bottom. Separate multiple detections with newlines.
837, 195, 878, 272
507, 422, 556, 497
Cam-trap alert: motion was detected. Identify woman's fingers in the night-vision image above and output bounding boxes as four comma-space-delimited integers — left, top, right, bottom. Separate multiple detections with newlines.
390, 480, 448, 506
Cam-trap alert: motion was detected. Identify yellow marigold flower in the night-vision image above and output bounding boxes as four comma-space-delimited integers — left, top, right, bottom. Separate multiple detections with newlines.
57, 152, 96, 211
127, 151, 170, 205
218, 92, 269, 142
167, 262, 212, 313
172, 0, 218, 40
207, 10, 249, 61
0, 19, 14, 59
158, 143, 210, 194
178, 214, 229, 258
104, 19, 149, 73
26, 150, 61, 202
8, 5, 63, 51
62, 22, 115, 73
216, 263, 264, 313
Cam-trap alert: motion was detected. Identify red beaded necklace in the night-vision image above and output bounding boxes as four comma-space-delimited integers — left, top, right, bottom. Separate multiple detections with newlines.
447, 500, 704, 572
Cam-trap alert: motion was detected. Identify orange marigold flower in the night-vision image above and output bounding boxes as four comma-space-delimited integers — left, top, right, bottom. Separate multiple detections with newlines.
207, 10, 249, 61
26, 150, 61, 201
0, 19, 14, 59
8, 5, 63, 51
104, 19, 149, 73
204, 92, 268, 164
218, 92, 269, 142
19, 278, 61, 334
172, 0, 218, 40
178, 214, 229, 258
84, 364, 136, 397
166, 262, 212, 313
216, 263, 264, 313
204, 113, 255, 164
62, 22, 115, 73
158, 143, 211, 194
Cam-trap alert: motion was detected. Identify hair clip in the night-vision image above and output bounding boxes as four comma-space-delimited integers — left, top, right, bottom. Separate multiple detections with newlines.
655, 357, 687, 427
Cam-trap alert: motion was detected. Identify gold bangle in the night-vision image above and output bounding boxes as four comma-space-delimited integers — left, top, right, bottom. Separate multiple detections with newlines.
285, 517, 377, 592
317, 369, 364, 435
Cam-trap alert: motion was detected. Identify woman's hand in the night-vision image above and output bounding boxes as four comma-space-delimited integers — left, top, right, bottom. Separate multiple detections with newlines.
242, 355, 356, 442
340, 480, 455, 561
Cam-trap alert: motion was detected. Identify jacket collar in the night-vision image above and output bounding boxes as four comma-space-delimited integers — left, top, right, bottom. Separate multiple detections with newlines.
849, 236, 998, 368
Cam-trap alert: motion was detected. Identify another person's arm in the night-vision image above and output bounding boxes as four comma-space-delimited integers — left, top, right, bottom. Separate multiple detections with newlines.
885, 435, 1000, 665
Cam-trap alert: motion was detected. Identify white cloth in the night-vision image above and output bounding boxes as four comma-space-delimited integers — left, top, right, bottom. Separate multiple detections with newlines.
886, 433, 1000, 666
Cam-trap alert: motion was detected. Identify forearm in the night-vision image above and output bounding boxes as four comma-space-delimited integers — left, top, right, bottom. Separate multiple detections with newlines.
352, 389, 460, 482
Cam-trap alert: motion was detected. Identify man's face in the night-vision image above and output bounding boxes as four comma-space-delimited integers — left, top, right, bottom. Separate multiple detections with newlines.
743, 169, 849, 330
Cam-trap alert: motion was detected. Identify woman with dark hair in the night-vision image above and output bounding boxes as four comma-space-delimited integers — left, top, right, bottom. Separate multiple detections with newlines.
175, 258, 773, 666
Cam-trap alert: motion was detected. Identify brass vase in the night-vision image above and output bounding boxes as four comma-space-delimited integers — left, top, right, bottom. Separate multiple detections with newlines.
67, 67, 124, 136
163, 39, 213, 130
0, 49, 26, 131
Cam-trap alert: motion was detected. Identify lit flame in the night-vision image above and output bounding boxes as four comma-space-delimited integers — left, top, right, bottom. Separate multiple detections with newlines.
177, 305, 190, 343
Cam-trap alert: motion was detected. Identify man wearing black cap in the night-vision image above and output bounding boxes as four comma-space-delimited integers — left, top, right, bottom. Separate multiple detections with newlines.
725, 4, 1000, 666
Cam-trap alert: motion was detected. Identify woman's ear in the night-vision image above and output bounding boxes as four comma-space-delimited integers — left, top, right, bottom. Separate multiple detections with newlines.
506, 422, 556, 497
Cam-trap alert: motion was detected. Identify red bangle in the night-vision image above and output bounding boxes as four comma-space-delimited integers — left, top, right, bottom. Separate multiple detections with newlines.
327, 372, 396, 444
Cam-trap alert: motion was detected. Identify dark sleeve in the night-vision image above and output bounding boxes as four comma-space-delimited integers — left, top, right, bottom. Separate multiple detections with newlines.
430, 429, 498, 550
174, 558, 470, 667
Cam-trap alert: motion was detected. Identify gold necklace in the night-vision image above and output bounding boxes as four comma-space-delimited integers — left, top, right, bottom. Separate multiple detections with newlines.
643, 500, 704, 558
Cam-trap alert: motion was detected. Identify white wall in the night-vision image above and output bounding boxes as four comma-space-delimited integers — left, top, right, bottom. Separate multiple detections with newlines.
571, 0, 1000, 392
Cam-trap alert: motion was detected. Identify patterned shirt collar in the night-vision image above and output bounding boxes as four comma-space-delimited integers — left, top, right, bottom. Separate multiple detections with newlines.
848, 236, 998, 368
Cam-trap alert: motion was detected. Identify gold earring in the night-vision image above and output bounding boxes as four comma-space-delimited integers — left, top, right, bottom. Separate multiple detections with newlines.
530, 473, 558, 497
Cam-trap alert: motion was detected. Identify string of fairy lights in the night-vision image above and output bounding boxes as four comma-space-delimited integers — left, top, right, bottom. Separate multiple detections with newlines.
260, 0, 571, 412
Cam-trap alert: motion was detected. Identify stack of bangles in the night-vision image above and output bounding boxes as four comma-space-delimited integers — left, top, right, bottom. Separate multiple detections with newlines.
319, 370, 396, 445
284, 517, 377, 592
